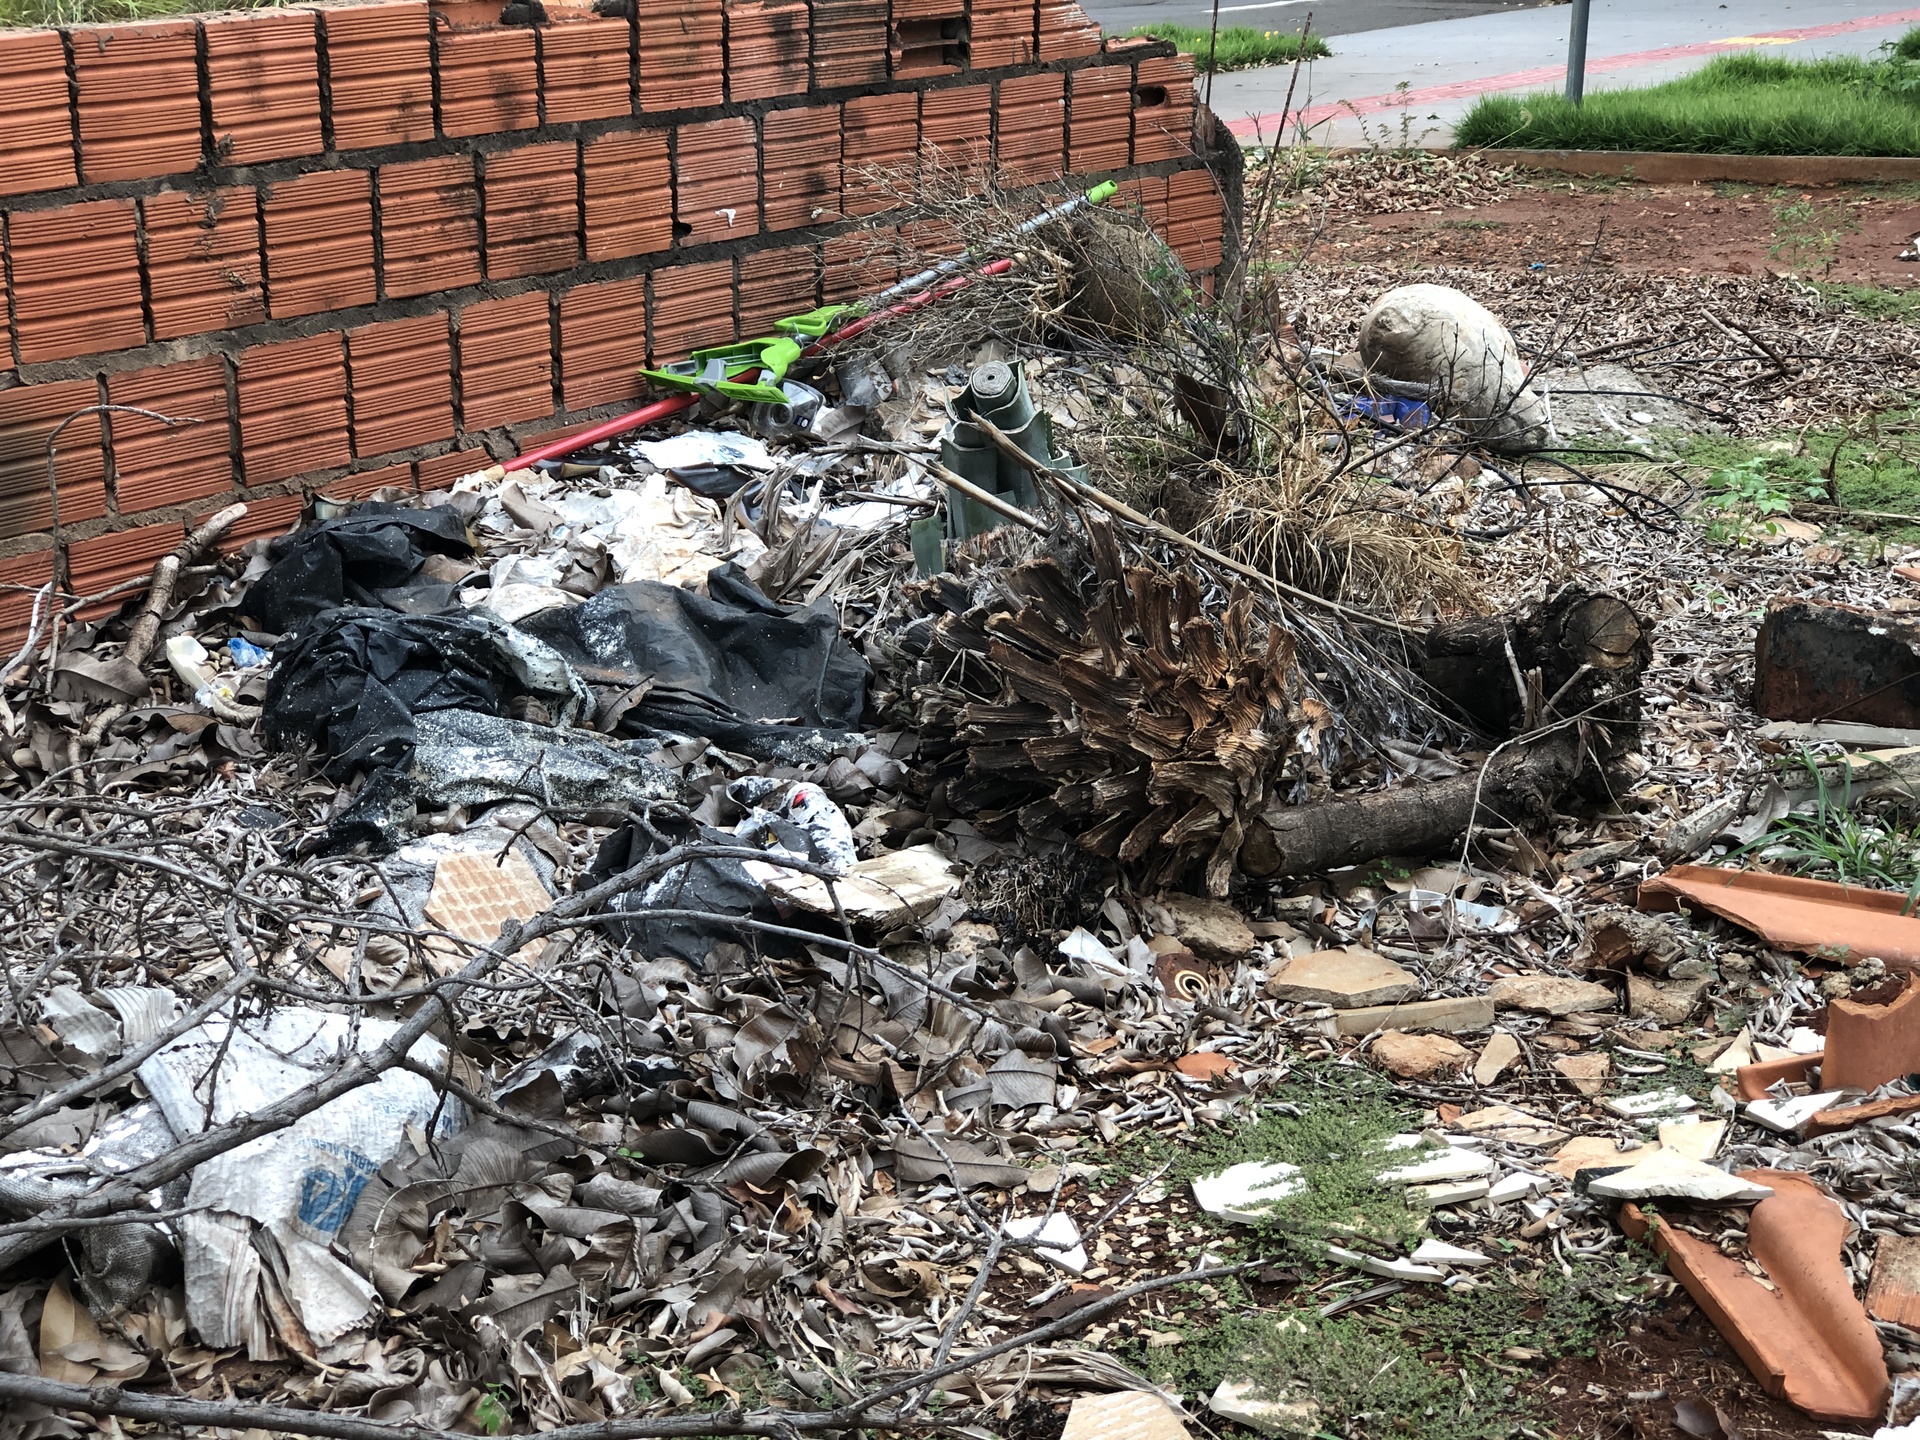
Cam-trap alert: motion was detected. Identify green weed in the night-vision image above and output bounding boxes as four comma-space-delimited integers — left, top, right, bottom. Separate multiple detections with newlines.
1742, 751, 1920, 897
1677, 419, 1920, 524
1814, 282, 1920, 323
1697, 455, 1827, 545
1123, 22, 1330, 73
1455, 50, 1920, 157
1769, 191, 1861, 277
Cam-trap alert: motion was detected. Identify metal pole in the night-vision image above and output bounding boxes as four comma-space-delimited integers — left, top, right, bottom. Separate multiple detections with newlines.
1565, 0, 1592, 103
1204, 0, 1222, 110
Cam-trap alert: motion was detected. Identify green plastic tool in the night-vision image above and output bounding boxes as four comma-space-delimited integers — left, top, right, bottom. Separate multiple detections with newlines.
638, 305, 854, 406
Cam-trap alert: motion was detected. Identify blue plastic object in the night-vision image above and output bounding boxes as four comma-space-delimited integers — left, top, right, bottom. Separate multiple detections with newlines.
229, 637, 272, 669
1342, 395, 1433, 430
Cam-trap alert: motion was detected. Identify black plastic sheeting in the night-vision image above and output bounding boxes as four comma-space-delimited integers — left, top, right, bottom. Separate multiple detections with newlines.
244, 504, 473, 634
584, 810, 836, 968
518, 565, 869, 759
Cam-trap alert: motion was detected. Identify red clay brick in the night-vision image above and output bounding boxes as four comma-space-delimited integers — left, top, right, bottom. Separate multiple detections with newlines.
457, 292, 553, 431
0, 381, 106, 540
639, 1, 723, 110
377, 153, 482, 299
70, 21, 203, 185
235, 334, 351, 485
762, 106, 840, 232
582, 130, 672, 263
348, 313, 454, 457
921, 82, 992, 177
1133, 54, 1197, 164
649, 258, 731, 362
0, 32, 79, 197
996, 72, 1064, 186
416, 448, 491, 492
262, 169, 377, 318
890, 2, 964, 78
321, 1, 436, 150
809, 0, 887, 88
210, 491, 305, 551
725, 0, 808, 102
0, 550, 60, 647
841, 91, 917, 219
483, 142, 581, 280
436, 27, 538, 138
559, 275, 648, 411
822, 228, 899, 302
204, 10, 325, 167
141, 187, 267, 341
7, 200, 145, 365
966, 0, 1036, 69
1167, 166, 1224, 273
540, 17, 633, 124
321, 461, 416, 502
106, 358, 236, 513
736, 245, 814, 336
1038, 0, 1101, 60
675, 115, 759, 245
68, 521, 181, 602
1068, 64, 1132, 174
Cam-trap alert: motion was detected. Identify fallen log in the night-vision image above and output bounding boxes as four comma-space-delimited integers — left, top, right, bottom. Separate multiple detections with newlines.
1246, 726, 1583, 876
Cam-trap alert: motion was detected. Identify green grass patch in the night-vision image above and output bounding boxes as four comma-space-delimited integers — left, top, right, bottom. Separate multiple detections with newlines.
1815, 281, 1920, 322
1674, 401, 1920, 529
1100, 1060, 1425, 1249
1122, 1246, 1658, 1440
1124, 22, 1330, 73
1455, 49, 1920, 156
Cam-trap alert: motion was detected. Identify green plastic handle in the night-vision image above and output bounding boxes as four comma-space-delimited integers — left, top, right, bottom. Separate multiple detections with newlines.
1085, 180, 1119, 206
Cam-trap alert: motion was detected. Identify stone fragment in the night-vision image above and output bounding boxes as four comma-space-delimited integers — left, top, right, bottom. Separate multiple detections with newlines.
1326, 995, 1495, 1035
1546, 1135, 1653, 1179
1159, 893, 1255, 961
1062, 1390, 1191, 1440
1587, 1149, 1774, 1204
1410, 1239, 1495, 1268
1409, 1179, 1491, 1208
1326, 1244, 1446, 1282
1487, 1172, 1550, 1202
1192, 1160, 1305, 1224
1209, 1379, 1321, 1436
1378, 1147, 1495, 1185
1265, 947, 1419, 1008
1472, 1030, 1522, 1085
1601, 1088, 1697, 1120
1552, 1052, 1612, 1095
1628, 970, 1713, 1025
1657, 1119, 1726, 1161
1487, 975, 1617, 1016
1454, 1103, 1568, 1146
1369, 1030, 1472, 1079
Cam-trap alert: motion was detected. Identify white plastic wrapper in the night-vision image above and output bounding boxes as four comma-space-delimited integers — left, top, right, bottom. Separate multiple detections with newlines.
137, 1009, 457, 1354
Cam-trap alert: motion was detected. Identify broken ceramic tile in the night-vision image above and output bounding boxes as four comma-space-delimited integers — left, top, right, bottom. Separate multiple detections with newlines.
1487, 1172, 1550, 1203
1601, 1088, 1697, 1120
1377, 1147, 1496, 1185
1325, 1244, 1447, 1283
1657, 1118, 1726, 1161
1745, 1090, 1848, 1134
1265, 947, 1420, 1008
1191, 1160, 1306, 1224
1209, 1378, 1321, 1436
1472, 1030, 1522, 1085
1409, 1179, 1492, 1208
1005, 1212, 1088, 1273
1410, 1239, 1494, 1268
1586, 1149, 1774, 1204
1061, 1389, 1191, 1440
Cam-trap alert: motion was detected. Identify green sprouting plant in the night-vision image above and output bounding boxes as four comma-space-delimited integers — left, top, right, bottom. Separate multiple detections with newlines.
1741, 751, 1920, 898
1698, 456, 1825, 544
1769, 190, 1862, 278
471, 1386, 513, 1436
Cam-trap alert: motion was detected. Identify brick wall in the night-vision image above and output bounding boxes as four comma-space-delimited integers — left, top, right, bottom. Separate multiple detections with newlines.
0, 0, 1228, 628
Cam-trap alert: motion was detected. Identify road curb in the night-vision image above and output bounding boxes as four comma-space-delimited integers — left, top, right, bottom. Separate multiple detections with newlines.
1471, 148, 1920, 185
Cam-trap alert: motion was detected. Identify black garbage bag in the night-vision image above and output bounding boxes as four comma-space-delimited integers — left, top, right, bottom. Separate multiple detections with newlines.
517, 564, 870, 758
264, 608, 585, 778
585, 809, 833, 967
243, 503, 474, 634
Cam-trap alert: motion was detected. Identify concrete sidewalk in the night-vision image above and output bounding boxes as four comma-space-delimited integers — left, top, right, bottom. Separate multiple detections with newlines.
1199, 0, 1920, 146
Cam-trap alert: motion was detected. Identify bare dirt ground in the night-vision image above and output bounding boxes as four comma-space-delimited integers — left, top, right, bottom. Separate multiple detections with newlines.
1332, 178, 1920, 285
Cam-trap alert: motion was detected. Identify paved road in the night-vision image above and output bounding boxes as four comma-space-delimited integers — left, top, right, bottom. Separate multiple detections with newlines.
1187, 0, 1920, 144
1082, 0, 1552, 41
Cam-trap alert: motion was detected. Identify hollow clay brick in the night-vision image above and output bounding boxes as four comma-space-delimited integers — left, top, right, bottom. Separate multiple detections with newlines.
967, 0, 1037, 69
725, 0, 809, 103
417, 448, 492, 492
204, 10, 325, 166
763, 107, 841, 232
321, 1, 437, 150
107, 358, 236, 513
235, 333, 352, 485
540, 17, 635, 124
262, 169, 377, 318
675, 115, 760, 245
921, 82, 992, 177
0, 31, 79, 197
1133, 54, 1197, 165
640, 1, 723, 111
558, 275, 649, 411
996, 72, 1065, 186
1068, 64, 1132, 174
67, 522, 182, 602
7, 199, 145, 365
141, 187, 267, 341
582, 131, 672, 262
0, 381, 107, 540
841, 91, 917, 219
436, 27, 539, 138
457, 292, 554, 431
70, 21, 203, 184
1038, 0, 1101, 61
348, 313, 456, 457
483, 142, 582, 280
378, 154, 483, 298
736, 244, 815, 336
649, 258, 732, 363
810, 0, 887, 89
